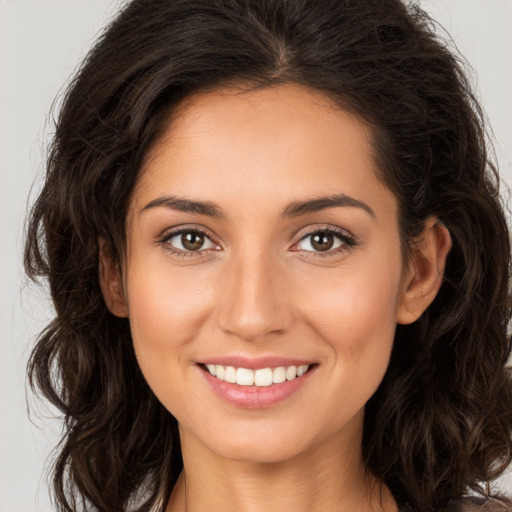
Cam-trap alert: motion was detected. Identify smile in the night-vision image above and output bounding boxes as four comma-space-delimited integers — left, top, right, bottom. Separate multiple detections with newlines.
200, 361, 317, 408
205, 364, 310, 387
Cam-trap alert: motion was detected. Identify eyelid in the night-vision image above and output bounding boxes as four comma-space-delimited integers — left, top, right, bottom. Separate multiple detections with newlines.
155, 223, 356, 259
156, 224, 221, 256
290, 225, 357, 256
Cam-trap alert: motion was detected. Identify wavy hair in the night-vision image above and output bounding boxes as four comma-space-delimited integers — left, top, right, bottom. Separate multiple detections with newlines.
25, 0, 512, 511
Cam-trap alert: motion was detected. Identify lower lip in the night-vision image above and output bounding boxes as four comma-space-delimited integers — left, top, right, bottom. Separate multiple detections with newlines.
199, 365, 316, 409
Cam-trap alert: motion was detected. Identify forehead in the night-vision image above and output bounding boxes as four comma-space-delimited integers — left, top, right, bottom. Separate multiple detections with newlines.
133, 83, 395, 222
146, 84, 372, 158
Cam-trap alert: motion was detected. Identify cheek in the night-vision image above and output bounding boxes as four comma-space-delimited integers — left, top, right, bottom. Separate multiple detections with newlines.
128, 260, 209, 335
301, 265, 401, 339
124, 262, 220, 423
125, 259, 214, 381
296, 254, 403, 386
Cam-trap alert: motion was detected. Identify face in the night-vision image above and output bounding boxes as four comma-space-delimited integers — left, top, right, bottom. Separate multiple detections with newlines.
105, 84, 429, 464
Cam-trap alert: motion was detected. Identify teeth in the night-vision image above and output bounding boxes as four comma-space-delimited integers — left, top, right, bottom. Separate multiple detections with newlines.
273, 367, 286, 384
285, 365, 296, 380
224, 366, 237, 383
215, 365, 225, 380
297, 365, 308, 376
205, 364, 310, 386
255, 368, 273, 386
236, 367, 254, 386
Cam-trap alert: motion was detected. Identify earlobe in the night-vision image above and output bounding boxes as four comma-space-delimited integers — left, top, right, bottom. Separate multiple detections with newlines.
98, 237, 129, 318
397, 217, 452, 325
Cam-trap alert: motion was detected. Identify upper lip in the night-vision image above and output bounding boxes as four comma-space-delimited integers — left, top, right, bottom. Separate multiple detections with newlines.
199, 355, 316, 370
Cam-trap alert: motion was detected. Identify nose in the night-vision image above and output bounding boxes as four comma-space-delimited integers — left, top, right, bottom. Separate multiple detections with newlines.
216, 249, 293, 343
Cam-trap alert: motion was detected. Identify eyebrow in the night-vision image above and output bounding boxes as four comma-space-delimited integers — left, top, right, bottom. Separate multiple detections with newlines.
140, 196, 224, 218
140, 193, 375, 219
282, 193, 375, 219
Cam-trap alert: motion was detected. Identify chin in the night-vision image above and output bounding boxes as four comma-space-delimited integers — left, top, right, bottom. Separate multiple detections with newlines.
181, 409, 359, 466
208, 436, 309, 464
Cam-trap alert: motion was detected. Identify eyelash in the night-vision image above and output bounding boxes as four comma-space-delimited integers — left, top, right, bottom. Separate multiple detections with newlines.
157, 225, 218, 259
291, 226, 357, 258
156, 225, 357, 259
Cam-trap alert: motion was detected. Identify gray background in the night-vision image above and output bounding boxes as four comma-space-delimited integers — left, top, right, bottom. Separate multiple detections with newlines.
1, 1, 511, 511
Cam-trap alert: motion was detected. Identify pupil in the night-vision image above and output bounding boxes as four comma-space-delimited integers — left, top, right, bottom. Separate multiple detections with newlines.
311, 233, 334, 251
182, 232, 204, 251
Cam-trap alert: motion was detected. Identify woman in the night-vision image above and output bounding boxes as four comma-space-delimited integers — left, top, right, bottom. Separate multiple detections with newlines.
25, 0, 512, 511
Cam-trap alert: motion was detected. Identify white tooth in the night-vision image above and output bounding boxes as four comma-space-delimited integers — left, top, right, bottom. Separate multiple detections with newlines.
255, 368, 273, 387
273, 367, 286, 384
236, 367, 254, 386
215, 365, 225, 380
224, 366, 237, 383
206, 364, 217, 376
297, 365, 309, 377
285, 366, 297, 380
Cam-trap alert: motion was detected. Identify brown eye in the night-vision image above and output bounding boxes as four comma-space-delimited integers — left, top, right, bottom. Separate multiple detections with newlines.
295, 229, 351, 254
310, 233, 334, 252
165, 229, 216, 253
182, 232, 205, 251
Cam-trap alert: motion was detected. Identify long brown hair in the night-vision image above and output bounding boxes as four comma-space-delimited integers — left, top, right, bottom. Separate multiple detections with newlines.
25, 1, 512, 511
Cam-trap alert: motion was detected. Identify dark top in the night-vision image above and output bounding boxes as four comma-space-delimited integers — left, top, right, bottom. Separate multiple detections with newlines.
399, 496, 512, 511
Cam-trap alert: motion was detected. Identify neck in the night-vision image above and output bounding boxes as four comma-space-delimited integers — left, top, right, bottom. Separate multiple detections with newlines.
166, 416, 397, 512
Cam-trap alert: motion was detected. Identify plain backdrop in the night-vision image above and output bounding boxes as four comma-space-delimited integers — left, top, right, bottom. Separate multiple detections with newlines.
1, 1, 511, 511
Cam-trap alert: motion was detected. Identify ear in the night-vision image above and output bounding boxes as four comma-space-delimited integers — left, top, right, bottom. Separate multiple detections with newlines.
397, 217, 452, 325
98, 237, 129, 318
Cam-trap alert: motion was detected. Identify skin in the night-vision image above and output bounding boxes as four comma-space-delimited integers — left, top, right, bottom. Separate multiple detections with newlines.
100, 83, 451, 512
